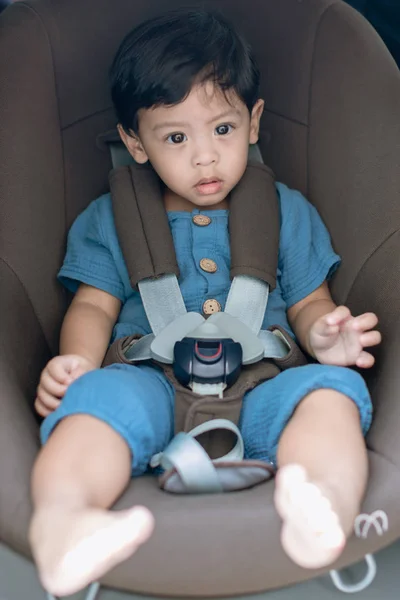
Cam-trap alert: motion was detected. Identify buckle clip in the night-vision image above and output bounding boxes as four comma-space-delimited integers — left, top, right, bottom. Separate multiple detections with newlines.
173, 337, 242, 391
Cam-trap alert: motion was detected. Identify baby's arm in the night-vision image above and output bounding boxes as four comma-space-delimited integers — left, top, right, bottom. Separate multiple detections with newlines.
35, 284, 121, 416
287, 281, 335, 356
288, 281, 381, 366
60, 283, 121, 366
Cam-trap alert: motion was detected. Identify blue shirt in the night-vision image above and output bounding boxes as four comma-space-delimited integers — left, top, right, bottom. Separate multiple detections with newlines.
58, 182, 340, 342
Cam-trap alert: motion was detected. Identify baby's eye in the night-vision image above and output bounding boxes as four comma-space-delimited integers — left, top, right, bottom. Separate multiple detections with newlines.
215, 124, 233, 136
166, 132, 187, 144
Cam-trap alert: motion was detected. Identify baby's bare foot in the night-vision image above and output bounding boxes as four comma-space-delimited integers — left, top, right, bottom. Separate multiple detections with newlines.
274, 464, 345, 569
30, 504, 154, 596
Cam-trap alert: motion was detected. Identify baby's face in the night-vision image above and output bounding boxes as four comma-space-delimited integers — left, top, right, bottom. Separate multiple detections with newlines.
123, 82, 263, 210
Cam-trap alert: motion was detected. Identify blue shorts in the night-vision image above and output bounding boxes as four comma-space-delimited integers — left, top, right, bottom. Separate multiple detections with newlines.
41, 363, 372, 475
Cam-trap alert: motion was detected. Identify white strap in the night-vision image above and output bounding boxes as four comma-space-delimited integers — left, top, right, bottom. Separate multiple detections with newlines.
248, 143, 264, 163
188, 419, 245, 462
109, 141, 133, 168
135, 272, 288, 364
225, 275, 269, 334
150, 432, 223, 493
259, 329, 291, 359
139, 273, 269, 340
150, 419, 245, 494
138, 274, 187, 336
123, 333, 154, 361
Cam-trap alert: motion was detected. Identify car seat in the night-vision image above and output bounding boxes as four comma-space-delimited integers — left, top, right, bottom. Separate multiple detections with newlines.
0, 0, 399, 597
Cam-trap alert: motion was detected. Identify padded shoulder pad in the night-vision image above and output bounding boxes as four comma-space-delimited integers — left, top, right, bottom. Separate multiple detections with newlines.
229, 161, 279, 290
109, 163, 179, 288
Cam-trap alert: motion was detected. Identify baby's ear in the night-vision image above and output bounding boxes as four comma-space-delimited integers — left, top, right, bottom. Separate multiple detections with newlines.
117, 124, 149, 164
249, 99, 264, 145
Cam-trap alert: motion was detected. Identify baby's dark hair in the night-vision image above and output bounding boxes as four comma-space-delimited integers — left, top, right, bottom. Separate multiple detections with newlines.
110, 8, 260, 135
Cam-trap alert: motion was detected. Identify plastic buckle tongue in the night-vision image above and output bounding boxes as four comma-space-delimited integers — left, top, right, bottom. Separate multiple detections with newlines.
191, 382, 226, 397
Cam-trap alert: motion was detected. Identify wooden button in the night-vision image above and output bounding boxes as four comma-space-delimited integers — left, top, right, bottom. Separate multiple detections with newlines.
202, 299, 222, 315
193, 214, 211, 226
199, 258, 217, 273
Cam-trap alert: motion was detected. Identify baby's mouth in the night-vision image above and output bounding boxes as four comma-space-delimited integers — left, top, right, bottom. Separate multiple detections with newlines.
195, 178, 223, 195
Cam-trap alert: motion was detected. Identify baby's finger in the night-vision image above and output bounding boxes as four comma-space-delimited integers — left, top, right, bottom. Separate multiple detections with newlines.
355, 351, 375, 369
360, 330, 382, 348
325, 305, 351, 326
36, 388, 62, 411
40, 370, 68, 397
34, 396, 58, 418
351, 312, 378, 331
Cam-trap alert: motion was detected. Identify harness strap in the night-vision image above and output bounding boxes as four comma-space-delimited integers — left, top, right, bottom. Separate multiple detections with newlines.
134, 270, 285, 366
138, 273, 270, 340
150, 433, 224, 493
109, 157, 279, 290
138, 274, 186, 335
150, 419, 244, 494
190, 419, 244, 462
224, 274, 269, 334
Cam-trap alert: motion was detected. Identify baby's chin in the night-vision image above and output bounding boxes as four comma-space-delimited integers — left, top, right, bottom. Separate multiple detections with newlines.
163, 187, 230, 211
188, 194, 230, 210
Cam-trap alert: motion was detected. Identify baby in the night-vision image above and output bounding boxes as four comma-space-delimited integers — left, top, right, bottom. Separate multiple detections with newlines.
29, 8, 381, 597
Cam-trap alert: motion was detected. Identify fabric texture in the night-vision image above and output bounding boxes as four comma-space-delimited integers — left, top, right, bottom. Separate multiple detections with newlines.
41, 362, 372, 473
58, 182, 340, 341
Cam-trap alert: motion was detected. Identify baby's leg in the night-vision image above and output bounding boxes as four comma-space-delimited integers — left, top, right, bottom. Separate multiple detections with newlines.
29, 364, 174, 597
240, 364, 372, 569
275, 387, 368, 568
30, 415, 153, 595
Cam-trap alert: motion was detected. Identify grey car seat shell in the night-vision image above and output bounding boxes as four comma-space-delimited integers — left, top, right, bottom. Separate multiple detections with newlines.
0, 0, 399, 596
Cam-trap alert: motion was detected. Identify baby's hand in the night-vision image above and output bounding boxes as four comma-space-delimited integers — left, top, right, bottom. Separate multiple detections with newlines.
35, 354, 96, 417
309, 306, 381, 368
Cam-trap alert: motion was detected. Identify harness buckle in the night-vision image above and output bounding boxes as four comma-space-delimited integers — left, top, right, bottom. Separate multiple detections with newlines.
173, 337, 242, 392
